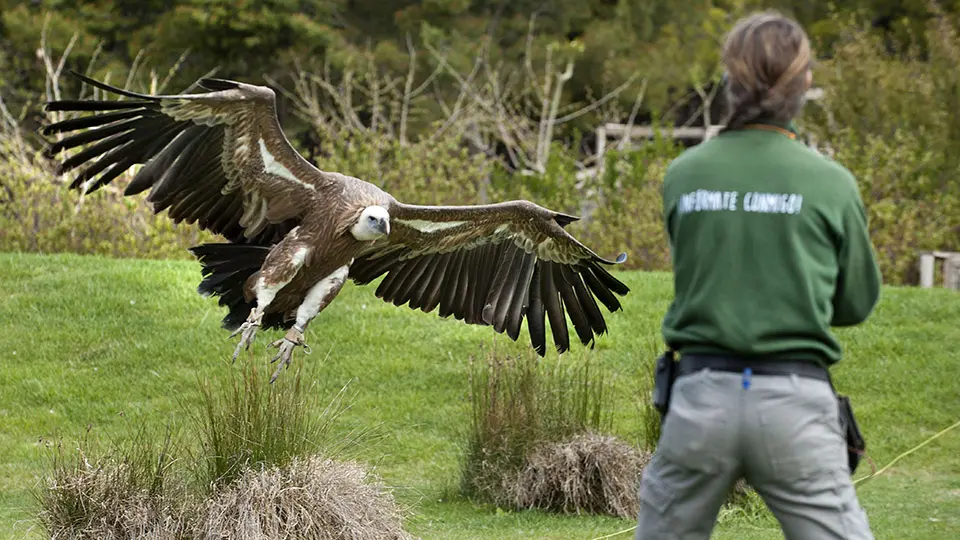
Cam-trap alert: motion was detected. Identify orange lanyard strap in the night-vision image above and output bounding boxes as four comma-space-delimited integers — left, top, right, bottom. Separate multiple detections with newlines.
742, 123, 797, 140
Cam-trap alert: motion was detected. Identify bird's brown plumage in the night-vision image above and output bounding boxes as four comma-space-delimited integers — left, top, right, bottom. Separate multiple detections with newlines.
41, 71, 631, 357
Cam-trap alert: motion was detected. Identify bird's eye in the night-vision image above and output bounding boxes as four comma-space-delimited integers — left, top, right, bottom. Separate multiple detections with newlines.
368, 216, 376, 221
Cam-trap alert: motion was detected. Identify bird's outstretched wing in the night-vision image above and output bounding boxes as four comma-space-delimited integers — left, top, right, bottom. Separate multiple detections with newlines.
41, 71, 333, 245
348, 200, 630, 355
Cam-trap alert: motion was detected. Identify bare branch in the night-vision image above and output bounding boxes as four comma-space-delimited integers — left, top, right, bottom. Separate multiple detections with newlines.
79, 40, 105, 100
536, 58, 574, 171
53, 34, 79, 100
554, 72, 642, 124
409, 52, 447, 98
0, 94, 21, 135
157, 48, 194, 94
615, 79, 649, 153
423, 39, 498, 118
425, 45, 489, 144
369, 55, 381, 134
400, 33, 417, 146
309, 72, 366, 132
124, 49, 145, 94
431, 83, 453, 118
524, 14, 546, 104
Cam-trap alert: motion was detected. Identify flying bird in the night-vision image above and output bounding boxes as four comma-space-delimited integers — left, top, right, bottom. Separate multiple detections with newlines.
40, 72, 631, 382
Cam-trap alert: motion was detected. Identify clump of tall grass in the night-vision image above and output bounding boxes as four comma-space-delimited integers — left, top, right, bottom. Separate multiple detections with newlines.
460, 344, 646, 516
33, 357, 410, 539
632, 349, 663, 454
186, 356, 373, 492
182, 356, 413, 537
34, 423, 191, 540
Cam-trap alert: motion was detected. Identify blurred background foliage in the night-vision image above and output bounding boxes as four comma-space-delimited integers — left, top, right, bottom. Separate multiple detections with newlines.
1, 0, 959, 285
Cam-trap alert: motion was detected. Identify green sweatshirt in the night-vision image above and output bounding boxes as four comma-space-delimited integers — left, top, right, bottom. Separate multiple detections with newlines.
660, 120, 882, 366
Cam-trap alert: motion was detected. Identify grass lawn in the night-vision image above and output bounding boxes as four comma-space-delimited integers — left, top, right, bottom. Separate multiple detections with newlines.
1, 250, 959, 539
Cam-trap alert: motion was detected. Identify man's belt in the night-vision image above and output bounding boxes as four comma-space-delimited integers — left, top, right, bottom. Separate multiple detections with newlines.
678, 354, 829, 382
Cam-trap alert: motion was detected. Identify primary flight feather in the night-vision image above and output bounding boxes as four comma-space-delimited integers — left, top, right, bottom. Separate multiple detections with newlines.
41, 72, 631, 381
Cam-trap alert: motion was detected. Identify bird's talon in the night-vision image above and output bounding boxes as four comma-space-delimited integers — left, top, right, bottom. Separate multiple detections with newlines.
265, 330, 308, 382
269, 344, 295, 383
229, 316, 262, 362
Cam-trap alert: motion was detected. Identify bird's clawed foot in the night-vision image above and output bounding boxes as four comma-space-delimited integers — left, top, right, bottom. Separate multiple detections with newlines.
230, 311, 263, 362
267, 325, 310, 383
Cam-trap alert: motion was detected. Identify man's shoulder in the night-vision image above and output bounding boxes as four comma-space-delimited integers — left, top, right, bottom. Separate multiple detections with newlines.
790, 144, 861, 197
664, 135, 860, 195
663, 139, 720, 179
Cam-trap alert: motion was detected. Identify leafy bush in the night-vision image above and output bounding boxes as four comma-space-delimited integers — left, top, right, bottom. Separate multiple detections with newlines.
5, 7, 960, 287
0, 114, 666, 271
801, 9, 960, 284
0, 136, 217, 261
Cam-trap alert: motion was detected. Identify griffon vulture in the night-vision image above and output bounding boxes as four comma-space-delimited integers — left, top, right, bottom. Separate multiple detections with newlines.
41, 72, 631, 382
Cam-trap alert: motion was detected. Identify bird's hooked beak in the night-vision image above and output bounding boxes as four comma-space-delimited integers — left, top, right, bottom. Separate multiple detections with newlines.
378, 217, 390, 236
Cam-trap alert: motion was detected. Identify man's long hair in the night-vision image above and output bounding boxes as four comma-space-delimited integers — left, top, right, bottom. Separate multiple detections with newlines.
719, 11, 812, 133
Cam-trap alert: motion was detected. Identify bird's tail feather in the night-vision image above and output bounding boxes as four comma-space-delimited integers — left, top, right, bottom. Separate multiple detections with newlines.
189, 242, 289, 331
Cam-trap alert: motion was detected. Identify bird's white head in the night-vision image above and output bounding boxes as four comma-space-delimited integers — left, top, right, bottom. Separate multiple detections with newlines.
351, 205, 391, 241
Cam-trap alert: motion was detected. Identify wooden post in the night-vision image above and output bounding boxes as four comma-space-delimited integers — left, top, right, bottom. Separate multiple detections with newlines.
920, 252, 935, 288
946, 255, 960, 290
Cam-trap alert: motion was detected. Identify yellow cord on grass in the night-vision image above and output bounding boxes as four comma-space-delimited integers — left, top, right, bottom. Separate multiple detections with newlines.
587, 418, 960, 540
589, 525, 639, 540
853, 418, 960, 486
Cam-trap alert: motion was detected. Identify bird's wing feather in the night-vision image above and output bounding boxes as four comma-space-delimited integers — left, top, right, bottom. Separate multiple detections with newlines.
41, 71, 337, 245
348, 200, 630, 355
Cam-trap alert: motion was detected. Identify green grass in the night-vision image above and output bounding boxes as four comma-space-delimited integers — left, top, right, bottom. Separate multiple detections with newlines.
1, 250, 959, 539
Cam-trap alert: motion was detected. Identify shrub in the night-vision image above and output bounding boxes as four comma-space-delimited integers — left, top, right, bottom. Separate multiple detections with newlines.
627, 346, 762, 516
7, 9, 960, 286
716, 479, 771, 527
801, 9, 960, 284
0, 135, 217, 261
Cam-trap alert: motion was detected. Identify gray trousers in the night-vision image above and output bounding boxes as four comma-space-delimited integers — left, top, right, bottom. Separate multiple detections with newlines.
634, 368, 874, 540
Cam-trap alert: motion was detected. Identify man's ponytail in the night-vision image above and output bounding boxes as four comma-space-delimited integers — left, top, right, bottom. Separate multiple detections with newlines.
718, 12, 812, 134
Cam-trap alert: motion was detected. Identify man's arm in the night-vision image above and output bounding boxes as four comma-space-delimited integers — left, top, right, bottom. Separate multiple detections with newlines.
831, 192, 882, 327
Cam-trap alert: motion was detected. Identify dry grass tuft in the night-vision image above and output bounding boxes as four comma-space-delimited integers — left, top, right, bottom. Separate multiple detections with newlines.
505, 432, 652, 519
192, 455, 413, 540
37, 441, 189, 540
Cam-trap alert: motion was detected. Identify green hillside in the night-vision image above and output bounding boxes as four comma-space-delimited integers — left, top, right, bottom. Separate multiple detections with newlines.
0, 251, 958, 539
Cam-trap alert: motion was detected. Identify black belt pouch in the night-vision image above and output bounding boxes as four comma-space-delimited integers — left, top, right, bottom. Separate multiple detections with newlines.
651, 350, 678, 418
837, 394, 866, 474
